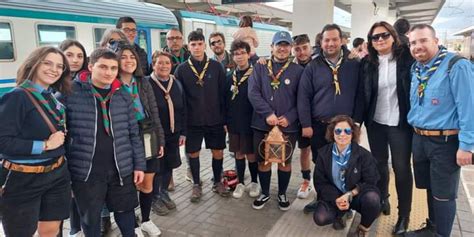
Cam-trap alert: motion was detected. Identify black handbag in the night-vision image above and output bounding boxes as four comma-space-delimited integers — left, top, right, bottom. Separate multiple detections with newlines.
138, 115, 158, 160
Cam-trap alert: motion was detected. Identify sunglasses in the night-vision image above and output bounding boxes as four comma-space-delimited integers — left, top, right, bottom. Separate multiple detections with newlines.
210, 40, 223, 47
334, 128, 352, 135
370, 32, 391, 42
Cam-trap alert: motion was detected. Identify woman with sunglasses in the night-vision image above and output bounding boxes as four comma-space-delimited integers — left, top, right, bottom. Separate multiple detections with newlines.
99, 28, 128, 49
356, 21, 415, 235
0, 46, 71, 236
313, 115, 380, 237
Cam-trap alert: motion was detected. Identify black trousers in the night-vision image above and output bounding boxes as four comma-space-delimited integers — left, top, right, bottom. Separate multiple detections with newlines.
366, 122, 413, 217
313, 190, 381, 228
310, 120, 330, 163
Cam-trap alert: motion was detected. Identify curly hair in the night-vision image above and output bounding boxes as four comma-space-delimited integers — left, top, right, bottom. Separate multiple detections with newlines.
325, 115, 361, 143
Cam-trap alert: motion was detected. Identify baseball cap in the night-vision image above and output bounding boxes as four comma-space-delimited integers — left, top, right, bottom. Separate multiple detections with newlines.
272, 31, 293, 45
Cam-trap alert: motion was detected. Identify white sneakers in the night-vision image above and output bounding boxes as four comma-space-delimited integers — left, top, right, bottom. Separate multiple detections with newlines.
232, 183, 246, 198
232, 182, 261, 198
248, 182, 261, 198
140, 220, 162, 237
297, 179, 313, 199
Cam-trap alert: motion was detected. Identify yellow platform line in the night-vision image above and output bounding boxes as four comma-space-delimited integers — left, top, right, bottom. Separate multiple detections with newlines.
375, 171, 428, 236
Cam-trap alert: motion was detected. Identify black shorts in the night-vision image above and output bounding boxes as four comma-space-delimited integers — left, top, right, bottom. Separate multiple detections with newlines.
229, 133, 254, 154
157, 133, 182, 175
185, 125, 226, 153
145, 158, 158, 173
72, 174, 138, 213
253, 129, 298, 165
0, 162, 71, 237
412, 134, 461, 200
298, 136, 311, 149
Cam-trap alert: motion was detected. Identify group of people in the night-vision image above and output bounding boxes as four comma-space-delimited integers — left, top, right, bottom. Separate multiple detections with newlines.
0, 13, 472, 237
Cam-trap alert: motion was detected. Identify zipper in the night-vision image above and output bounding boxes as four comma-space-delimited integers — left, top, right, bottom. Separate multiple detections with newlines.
109, 95, 124, 186
85, 92, 98, 182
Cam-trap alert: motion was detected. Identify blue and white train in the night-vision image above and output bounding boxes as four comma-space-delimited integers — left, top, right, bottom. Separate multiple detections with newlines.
0, 1, 287, 97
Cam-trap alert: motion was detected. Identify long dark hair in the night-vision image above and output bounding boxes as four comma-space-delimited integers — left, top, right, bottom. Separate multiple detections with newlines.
58, 39, 88, 72
239, 15, 253, 28
117, 43, 144, 78
16, 46, 71, 94
367, 21, 402, 64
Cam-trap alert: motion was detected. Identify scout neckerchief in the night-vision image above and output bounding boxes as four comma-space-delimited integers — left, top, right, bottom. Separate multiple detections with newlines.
323, 50, 344, 95
332, 143, 352, 192
415, 46, 447, 105
188, 57, 210, 86
90, 79, 121, 136
151, 73, 176, 133
170, 48, 186, 64
122, 77, 144, 121
20, 80, 65, 128
267, 58, 291, 90
231, 65, 253, 100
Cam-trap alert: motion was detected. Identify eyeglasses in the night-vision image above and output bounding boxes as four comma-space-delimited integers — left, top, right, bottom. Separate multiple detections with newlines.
292, 34, 309, 42
210, 40, 223, 47
41, 60, 65, 72
167, 36, 182, 41
370, 32, 391, 42
334, 128, 352, 136
122, 28, 137, 34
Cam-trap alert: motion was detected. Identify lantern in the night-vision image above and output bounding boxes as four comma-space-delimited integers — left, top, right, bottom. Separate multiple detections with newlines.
261, 126, 291, 166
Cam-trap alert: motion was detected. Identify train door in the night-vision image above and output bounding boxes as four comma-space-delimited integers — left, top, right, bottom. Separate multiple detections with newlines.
136, 27, 152, 63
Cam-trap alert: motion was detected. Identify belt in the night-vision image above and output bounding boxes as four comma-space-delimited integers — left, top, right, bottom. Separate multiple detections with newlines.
2, 156, 64, 173
414, 128, 459, 136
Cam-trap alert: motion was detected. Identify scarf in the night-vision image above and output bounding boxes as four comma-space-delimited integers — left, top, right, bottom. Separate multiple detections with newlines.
20, 80, 65, 128
323, 50, 344, 95
122, 77, 144, 121
188, 57, 210, 86
151, 73, 176, 133
266, 58, 291, 90
87, 77, 121, 136
415, 46, 447, 105
231, 66, 253, 100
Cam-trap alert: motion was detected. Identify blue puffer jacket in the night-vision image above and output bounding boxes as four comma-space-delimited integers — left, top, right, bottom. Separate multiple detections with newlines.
61, 72, 146, 182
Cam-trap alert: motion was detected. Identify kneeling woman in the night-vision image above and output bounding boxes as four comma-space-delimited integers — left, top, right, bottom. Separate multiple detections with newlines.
313, 115, 380, 237
0, 46, 71, 236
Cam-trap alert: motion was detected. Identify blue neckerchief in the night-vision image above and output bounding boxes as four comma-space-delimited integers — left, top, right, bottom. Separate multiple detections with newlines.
332, 143, 351, 167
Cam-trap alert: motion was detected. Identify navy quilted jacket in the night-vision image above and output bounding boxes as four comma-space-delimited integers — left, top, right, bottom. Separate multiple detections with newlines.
61, 72, 146, 182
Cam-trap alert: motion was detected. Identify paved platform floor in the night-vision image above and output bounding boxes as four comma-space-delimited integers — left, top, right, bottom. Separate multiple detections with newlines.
3, 128, 474, 237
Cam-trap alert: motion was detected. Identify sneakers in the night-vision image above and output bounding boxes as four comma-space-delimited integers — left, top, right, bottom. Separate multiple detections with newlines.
212, 182, 230, 197
248, 182, 261, 198
297, 179, 312, 199
381, 198, 391, 215
160, 192, 176, 210
185, 168, 192, 182
69, 231, 85, 237
152, 198, 170, 216
278, 194, 291, 211
190, 184, 202, 203
332, 216, 347, 230
252, 194, 270, 210
303, 198, 318, 214
403, 219, 436, 237
135, 227, 145, 237
232, 183, 246, 199
140, 220, 162, 237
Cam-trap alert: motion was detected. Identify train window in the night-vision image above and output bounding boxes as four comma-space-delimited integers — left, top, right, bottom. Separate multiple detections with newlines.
0, 22, 14, 60
37, 24, 75, 46
93, 28, 107, 49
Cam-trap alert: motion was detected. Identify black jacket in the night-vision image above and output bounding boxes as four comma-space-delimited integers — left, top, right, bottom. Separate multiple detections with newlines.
136, 77, 165, 148
354, 46, 414, 128
62, 73, 146, 182
314, 142, 379, 204
225, 67, 254, 135
135, 44, 150, 76
174, 55, 227, 127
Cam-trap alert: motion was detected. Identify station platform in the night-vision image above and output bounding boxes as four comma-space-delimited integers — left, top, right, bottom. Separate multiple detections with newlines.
12, 132, 474, 237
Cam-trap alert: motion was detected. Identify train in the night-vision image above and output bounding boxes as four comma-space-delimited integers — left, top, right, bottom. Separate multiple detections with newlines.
0, 0, 287, 97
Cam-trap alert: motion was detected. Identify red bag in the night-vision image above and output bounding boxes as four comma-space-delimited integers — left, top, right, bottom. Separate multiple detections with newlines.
223, 170, 239, 191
